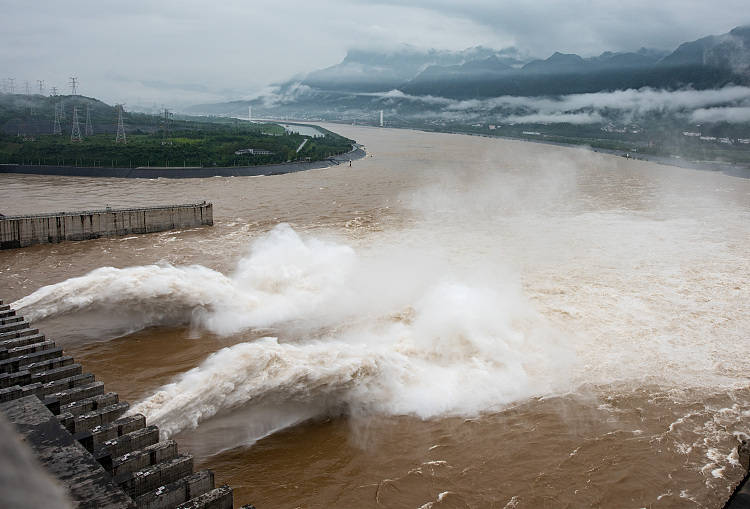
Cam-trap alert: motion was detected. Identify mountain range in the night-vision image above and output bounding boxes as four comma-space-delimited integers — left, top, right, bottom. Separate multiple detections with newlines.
186, 26, 750, 118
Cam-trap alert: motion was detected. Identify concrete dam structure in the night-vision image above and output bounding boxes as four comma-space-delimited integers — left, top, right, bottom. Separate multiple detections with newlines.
0, 298, 254, 508
0, 202, 213, 249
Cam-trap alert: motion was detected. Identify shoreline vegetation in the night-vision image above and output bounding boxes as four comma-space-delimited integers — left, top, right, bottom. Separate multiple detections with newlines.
448, 128, 750, 177
0, 94, 356, 174
0, 143, 365, 179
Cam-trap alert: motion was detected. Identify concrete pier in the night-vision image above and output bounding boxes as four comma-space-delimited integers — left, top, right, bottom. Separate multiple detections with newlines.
0, 298, 255, 508
0, 202, 213, 249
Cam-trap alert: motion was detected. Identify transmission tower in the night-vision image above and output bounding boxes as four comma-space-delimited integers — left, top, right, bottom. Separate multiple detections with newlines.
84, 104, 93, 135
52, 103, 62, 135
50, 86, 58, 96
115, 104, 127, 144
71, 106, 83, 142
24, 81, 31, 95
37, 80, 44, 95
69, 76, 78, 95
8, 78, 15, 94
162, 108, 171, 140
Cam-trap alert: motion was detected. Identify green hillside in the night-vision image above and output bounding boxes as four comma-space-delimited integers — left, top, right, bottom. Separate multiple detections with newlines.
0, 94, 354, 167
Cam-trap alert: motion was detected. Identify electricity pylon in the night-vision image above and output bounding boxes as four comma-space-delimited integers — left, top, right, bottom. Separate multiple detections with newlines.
115, 104, 127, 144
162, 108, 171, 140
71, 106, 83, 142
52, 103, 62, 135
85, 104, 94, 136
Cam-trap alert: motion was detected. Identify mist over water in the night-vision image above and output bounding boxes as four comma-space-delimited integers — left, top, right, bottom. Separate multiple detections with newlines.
16, 218, 574, 439
3, 125, 749, 507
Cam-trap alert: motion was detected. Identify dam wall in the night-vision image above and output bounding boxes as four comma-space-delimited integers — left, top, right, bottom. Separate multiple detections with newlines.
0, 202, 213, 249
0, 298, 254, 508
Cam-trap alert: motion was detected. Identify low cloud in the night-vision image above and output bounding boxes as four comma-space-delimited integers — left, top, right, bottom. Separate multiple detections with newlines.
372, 89, 453, 105
504, 112, 605, 124
366, 86, 750, 124
690, 106, 750, 123
262, 82, 317, 107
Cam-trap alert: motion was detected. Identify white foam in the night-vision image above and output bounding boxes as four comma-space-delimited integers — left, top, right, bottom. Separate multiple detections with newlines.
13, 224, 358, 335
16, 223, 573, 439
128, 268, 570, 436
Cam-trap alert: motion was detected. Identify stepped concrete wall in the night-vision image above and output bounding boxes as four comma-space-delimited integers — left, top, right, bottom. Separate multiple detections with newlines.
0, 298, 254, 508
0, 202, 213, 249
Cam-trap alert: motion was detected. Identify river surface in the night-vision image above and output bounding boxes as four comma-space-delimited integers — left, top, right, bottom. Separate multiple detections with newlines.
1, 125, 749, 508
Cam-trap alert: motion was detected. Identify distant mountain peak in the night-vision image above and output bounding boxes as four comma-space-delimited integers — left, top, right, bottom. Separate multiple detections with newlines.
192, 24, 750, 114
547, 52, 585, 63
660, 25, 750, 75
729, 25, 750, 37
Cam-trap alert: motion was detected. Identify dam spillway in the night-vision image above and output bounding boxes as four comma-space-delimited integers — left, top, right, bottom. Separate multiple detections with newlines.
0, 202, 213, 249
0, 298, 252, 508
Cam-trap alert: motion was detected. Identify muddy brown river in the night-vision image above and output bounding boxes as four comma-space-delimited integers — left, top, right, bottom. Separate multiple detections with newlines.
1, 125, 749, 508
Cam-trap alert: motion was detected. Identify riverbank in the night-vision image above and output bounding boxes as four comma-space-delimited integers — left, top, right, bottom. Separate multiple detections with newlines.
0, 144, 365, 179
491, 134, 750, 179
295, 119, 750, 179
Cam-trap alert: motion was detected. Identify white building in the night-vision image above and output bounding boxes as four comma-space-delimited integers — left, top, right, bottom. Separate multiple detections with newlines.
234, 148, 274, 155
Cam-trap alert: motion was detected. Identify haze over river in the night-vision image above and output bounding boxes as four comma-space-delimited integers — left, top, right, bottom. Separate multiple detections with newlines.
1, 125, 749, 508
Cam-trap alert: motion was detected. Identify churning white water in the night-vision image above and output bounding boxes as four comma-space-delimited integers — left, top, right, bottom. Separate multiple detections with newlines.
15, 222, 573, 436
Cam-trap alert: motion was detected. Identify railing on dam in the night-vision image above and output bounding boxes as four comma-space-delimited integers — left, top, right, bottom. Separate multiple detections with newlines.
0, 202, 213, 249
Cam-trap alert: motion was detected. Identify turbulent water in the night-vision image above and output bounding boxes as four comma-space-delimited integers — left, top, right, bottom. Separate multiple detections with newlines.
1, 125, 749, 508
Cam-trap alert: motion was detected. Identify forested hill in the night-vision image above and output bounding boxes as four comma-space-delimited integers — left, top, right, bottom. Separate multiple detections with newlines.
0, 93, 354, 167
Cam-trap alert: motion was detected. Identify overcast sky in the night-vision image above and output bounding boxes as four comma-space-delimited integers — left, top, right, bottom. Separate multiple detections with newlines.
1, 1, 748, 108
